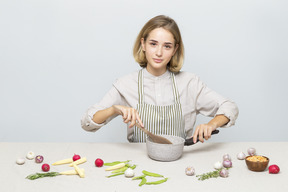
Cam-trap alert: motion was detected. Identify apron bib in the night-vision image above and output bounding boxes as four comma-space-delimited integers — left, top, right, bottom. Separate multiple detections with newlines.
133, 69, 185, 142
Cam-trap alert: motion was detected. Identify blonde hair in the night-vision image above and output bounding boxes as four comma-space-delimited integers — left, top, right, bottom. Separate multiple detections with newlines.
133, 15, 184, 73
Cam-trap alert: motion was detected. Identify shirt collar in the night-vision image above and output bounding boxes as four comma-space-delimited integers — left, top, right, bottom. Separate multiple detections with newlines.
143, 68, 170, 80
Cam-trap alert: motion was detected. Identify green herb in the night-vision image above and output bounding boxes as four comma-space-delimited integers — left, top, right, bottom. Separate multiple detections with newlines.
196, 170, 220, 180
26, 172, 60, 180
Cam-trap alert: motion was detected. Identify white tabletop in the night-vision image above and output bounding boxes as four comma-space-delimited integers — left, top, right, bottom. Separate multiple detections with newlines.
1, 142, 287, 192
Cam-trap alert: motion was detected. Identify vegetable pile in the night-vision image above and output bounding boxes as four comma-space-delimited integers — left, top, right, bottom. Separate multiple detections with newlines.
104, 160, 168, 186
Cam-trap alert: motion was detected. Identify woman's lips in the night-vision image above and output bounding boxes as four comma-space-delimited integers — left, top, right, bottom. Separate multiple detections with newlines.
153, 58, 163, 63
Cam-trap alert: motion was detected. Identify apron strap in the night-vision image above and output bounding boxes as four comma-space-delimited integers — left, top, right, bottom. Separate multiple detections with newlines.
138, 69, 180, 104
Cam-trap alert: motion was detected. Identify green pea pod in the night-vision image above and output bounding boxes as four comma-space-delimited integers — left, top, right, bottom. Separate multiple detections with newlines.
111, 166, 128, 173
106, 172, 124, 178
104, 160, 130, 166
103, 161, 122, 166
145, 178, 168, 185
130, 165, 137, 169
139, 177, 147, 186
142, 170, 164, 177
132, 175, 146, 180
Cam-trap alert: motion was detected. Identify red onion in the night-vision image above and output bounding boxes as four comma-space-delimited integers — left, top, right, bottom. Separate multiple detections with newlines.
223, 154, 231, 161
219, 169, 229, 178
223, 160, 232, 168
247, 147, 256, 156
35, 155, 44, 163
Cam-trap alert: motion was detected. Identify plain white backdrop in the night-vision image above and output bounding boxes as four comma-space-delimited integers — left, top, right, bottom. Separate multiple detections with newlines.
1, 0, 287, 142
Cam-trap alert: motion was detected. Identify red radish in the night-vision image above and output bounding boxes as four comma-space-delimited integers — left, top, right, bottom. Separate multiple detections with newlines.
42, 164, 50, 172
269, 164, 280, 174
95, 158, 104, 167
73, 154, 81, 161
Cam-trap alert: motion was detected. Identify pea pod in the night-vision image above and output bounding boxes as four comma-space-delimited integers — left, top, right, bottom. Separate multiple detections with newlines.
111, 166, 128, 173
145, 178, 168, 185
106, 172, 124, 178
139, 177, 147, 186
142, 170, 164, 177
132, 175, 146, 180
104, 160, 130, 166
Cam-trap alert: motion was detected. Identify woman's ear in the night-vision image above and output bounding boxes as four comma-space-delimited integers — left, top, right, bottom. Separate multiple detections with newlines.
173, 44, 179, 56
141, 38, 146, 51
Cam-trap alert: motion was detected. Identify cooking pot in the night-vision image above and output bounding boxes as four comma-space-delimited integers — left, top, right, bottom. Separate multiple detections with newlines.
146, 130, 219, 161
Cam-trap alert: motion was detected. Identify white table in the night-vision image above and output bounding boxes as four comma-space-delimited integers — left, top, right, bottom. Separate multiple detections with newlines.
1, 142, 287, 192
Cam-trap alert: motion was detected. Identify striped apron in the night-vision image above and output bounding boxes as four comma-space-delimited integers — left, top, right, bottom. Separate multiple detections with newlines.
132, 69, 185, 142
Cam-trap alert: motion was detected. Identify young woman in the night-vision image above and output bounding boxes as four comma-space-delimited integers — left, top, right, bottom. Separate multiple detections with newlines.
81, 15, 239, 143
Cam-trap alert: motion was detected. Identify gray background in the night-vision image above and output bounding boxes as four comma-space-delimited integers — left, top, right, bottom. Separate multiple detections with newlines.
1, 0, 287, 142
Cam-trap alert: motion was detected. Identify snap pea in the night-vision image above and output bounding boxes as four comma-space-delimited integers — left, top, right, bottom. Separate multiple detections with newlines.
111, 166, 128, 173
139, 177, 147, 186
142, 170, 164, 177
104, 160, 130, 166
145, 178, 168, 185
106, 172, 124, 178
132, 175, 146, 180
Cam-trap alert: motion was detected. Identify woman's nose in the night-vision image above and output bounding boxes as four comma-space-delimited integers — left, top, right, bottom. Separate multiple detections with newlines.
156, 46, 163, 57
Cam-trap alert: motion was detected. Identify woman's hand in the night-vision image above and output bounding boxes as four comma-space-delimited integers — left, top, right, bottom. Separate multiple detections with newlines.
192, 124, 217, 143
112, 105, 144, 128
192, 115, 230, 143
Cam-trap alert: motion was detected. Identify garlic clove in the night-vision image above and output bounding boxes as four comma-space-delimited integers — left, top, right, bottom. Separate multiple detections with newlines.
214, 161, 223, 170
16, 158, 25, 165
185, 166, 195, 176
124, 168, 135, 178
237, 152, 246, 160
26, 151, 35, 160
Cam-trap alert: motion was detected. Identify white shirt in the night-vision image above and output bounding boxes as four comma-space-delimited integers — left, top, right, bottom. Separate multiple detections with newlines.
81, 68, 239, 140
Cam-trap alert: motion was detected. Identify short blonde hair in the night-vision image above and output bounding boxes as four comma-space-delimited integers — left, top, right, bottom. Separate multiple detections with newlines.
133, 15, 184, 73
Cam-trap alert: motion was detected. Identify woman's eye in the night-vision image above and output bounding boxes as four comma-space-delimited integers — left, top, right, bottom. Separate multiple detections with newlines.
165, 45, 171, 49
150, 42, 156, 46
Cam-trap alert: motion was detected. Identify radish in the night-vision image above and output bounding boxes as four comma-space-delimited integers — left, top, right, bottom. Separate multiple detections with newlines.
73, 154, 81, 161
95, 158, 104, 167
42, 164, 50, 172
269, 165, 280, 174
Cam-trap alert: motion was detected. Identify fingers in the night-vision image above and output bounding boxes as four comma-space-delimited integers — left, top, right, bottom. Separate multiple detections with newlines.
193, 124, 214, 143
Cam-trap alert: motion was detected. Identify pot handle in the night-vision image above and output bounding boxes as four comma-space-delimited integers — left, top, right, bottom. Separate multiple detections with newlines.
184, 130, 220, 146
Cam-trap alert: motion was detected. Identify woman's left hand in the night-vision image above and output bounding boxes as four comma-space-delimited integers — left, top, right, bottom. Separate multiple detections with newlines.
192, 123, 217, 143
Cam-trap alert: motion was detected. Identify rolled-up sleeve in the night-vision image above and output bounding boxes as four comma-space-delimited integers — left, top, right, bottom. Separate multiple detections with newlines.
81, 84, 125, 132
194, 76, 239, 128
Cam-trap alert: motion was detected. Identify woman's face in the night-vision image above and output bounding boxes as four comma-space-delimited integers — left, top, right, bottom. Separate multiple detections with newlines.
141, 27, 178, 76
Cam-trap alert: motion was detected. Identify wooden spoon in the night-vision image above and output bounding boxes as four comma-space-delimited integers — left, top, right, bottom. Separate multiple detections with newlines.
135, 122, 172, 144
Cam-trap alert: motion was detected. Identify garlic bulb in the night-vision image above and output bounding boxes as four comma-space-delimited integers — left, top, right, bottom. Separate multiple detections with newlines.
214, 161, 223, 170
237, 152, 246, 160
26, 151, 35, 160
223, 154, 231, 161
247, 147, 256, 156
185, 166, 195, 176
124, 168, 135, 178
219, 169, 229, 178
16, 158, 25, 165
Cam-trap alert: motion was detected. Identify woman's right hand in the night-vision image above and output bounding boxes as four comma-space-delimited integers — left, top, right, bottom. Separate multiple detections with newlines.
112, 105, 144, 128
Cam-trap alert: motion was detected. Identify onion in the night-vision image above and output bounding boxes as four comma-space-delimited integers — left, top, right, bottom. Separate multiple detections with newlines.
223, 154, 231, 161
214, 161, 223, 170
247, 147, 256, 156
223, 160, 232, 168
26, 151, 35, 160
16, 158, 25, 165
237, 152, 246, 160
219, 169, 229, 178
185, 166, 195, 176
35, 155, 44, 163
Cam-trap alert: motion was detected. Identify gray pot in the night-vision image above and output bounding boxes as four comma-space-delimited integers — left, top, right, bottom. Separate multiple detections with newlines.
146, 135, 185, 162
